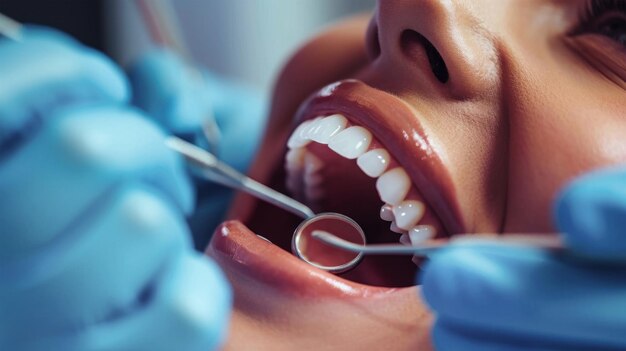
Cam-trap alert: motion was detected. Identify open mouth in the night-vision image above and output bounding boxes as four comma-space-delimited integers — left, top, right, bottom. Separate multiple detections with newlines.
208, 79, 463, 292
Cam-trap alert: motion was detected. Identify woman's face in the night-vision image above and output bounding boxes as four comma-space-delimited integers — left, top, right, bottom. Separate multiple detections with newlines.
206, 1, 626, 349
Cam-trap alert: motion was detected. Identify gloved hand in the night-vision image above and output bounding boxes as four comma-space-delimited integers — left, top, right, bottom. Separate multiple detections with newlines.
0, 27, 231, 351
421, 166, 626, 351
127, 50, 267, 245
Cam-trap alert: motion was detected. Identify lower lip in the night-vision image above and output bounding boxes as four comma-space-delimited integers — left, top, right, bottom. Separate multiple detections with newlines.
206, 220, 400, 298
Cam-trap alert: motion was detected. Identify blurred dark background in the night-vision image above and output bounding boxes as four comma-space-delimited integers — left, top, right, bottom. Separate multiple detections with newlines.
0, 0, 374, 94
0, 0, 106, 52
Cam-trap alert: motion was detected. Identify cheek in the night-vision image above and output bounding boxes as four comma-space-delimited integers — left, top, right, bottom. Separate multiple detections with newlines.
506, 91, 626, 232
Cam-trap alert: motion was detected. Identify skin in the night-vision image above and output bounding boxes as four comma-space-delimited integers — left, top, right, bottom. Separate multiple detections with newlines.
209, 1, 626, 349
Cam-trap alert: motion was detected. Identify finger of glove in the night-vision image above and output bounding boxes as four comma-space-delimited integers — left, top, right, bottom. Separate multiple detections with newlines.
0, 106, 193, 255
0, 26, 129, 157
421, 244, 626, 348
127, 49, 266, 171
431, 319, 613, 351
0, 184, 191, 339
433, 319, 540, 351
555, 166, 626, 262
10, 254, 232, 351
127, 49, 209, 135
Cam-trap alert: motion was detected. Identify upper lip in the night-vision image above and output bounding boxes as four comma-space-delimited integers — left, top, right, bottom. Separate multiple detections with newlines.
294, 79, 464, 235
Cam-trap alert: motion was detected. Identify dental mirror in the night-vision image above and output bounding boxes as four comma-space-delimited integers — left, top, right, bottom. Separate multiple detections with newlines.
292, 213, 365, 274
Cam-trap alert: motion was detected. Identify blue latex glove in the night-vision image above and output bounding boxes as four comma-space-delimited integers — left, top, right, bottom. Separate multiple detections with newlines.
127, 50, 267, 246
421, 167, 626, 351
0, 28, 231, 350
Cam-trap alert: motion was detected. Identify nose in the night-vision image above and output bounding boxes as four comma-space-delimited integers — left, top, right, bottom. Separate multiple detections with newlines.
368, 0, 499, 99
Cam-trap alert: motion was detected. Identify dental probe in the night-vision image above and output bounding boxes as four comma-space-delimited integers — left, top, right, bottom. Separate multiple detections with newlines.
166, 137, 316, 219
311, 230, 565, 257
135, 0, 222, 155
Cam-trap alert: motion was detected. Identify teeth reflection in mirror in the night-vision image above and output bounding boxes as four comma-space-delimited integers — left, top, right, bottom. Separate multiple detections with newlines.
376, 168, 411, 205
379, 204, 393, 221
310, 114, 348, 144
392, 200, 425, 230
357, 148, 390, 178
328, 126, 372, 159
408, 225, 435, 245
287, 120, 313, 149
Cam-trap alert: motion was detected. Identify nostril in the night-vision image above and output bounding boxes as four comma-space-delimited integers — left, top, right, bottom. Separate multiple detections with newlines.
400, 30, 449, 84
366, 19, 381, 60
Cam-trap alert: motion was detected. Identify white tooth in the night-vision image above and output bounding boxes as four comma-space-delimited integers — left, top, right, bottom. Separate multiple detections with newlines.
399, 234, 411, 245
287, 120, 313, 149
390, 221, 405, 234
303, 117, 323, 139
303, 151, 323, 174
357, 148, 390, 178
285, 148, 305, 171
408, 225, 435, 245
310, 114, 348, 144
392, 200, 425, 230
328, 126, 372, 159
379, 204, 394, 221
376, 168, 411, 205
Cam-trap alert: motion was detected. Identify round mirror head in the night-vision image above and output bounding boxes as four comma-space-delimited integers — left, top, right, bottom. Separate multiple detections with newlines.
292, 212, 365, 274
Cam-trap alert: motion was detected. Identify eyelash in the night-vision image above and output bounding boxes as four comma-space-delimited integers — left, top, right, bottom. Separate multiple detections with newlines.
577, 0, 626, 44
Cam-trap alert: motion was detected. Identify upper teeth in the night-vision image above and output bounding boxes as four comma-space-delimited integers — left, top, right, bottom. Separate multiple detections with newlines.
328, 126, 372, 159
310, 114, 347, 144
285, 114, 436, 246
392, 200, 425, 230
357, 148, 390, 177
287, 120, 314, 149
376, 168, 411, 206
